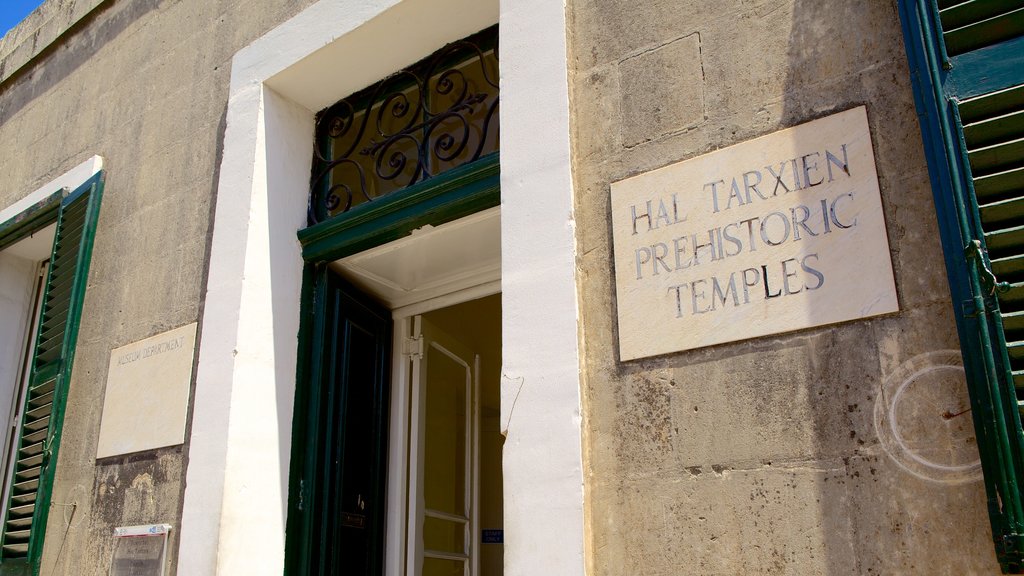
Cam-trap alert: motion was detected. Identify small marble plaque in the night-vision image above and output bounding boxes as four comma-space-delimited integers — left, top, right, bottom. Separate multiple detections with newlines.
110, 524, 170, 576
96, 323, 196, 458
610, 107, 898, 361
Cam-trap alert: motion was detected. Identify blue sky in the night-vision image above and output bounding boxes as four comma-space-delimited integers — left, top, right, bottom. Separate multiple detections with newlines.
0, 0, 45, 38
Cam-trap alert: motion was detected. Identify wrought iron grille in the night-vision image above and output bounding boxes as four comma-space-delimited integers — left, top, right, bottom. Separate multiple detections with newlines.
309, 26, 499, 224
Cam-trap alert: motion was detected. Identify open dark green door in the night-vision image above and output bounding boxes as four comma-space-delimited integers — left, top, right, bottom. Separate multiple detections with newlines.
287, 266, 391, 575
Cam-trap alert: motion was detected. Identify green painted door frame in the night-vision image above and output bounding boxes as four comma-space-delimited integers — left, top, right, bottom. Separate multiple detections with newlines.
284, 154, 499, 575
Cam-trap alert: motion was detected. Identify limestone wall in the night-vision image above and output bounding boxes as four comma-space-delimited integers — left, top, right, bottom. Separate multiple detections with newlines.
567, 0, 1002, 573
0, 1, 317, 572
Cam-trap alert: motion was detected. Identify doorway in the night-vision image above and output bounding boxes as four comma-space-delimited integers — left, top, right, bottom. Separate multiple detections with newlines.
287, 207, 504, 576
185, 1, 586, 572
395, 294, 503, 576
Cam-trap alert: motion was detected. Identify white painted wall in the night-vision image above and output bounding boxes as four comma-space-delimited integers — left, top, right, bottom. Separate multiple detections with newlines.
178, 83, 312, 575
0, 251, 37, 482
182, 0, 586, 574
498, 1, 586, 575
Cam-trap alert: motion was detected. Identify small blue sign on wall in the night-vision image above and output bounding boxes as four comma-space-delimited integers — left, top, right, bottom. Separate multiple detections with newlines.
481, 529, 503, 544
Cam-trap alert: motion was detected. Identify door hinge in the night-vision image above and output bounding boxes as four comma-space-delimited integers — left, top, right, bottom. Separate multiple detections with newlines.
963, 296, 1000, 318
403, 336, 424, 359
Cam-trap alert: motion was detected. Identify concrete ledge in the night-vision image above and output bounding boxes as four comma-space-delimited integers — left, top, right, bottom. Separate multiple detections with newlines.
0, 0, 108, 84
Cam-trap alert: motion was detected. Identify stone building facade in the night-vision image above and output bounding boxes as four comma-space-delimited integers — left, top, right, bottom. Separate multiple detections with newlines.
0, 0, 1017, 574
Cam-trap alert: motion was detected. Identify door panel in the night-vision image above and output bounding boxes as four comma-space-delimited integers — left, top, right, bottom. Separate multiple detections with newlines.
408, 315, 479, 576
424, 556, 466, 576
296, 266, 391, 576
423, 344, 468, 517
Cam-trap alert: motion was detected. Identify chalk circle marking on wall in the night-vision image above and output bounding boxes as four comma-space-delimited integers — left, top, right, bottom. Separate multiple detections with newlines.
874, 350, 982, 484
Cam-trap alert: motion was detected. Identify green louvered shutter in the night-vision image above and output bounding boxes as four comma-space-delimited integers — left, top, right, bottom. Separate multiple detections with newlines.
0, 174, 103, 567
900, 0, 1024, 571
963, 84, 1024, 371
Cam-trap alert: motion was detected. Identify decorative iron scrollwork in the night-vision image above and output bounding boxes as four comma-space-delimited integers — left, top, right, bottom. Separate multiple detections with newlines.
309, 26, 499, 224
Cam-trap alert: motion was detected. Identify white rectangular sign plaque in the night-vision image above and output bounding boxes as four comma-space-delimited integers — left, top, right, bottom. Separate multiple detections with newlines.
96, 323, 197, 458
110, 524, 171, 576
610, 107, 898, 360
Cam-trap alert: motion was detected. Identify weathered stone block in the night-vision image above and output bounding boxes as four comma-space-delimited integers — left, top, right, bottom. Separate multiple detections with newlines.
619, 33, 705, 147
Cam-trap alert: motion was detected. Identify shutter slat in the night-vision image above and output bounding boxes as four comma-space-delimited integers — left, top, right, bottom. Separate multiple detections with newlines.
17, 442, 43, 459
983, 224, 1024, 253
1013, 369, 1024, 389
29, 379, 54, 398
33, 348, 60, 368
3, 530, 29, 543
12, 479, 38, 494
967, 136, 1024, 176
46, 224, 84, 270
36, 315, 67, 344
50, 204, 85, 240
6, 503, 34, 520
3, 529, 29, 543
14, 467, 40, 483
14, 454, 42, 471
980, 194, 1024, 227
1003, 310, 1024, 333
33, 332, 66, 366
21, 415, 49, 434
998, 284, 1024, 307
960, 85, 1024, 124
41, 295, 71, 325
943, 7, 1024, 56
1006, 340, 1024, 361
19, 429, 46, 447
9, 493, 36, 508
964, 109, 1024, 149
27, 392, 53, 410
24, 402, 52, 422
992, 252, 1024, 279
48, 238, 81, 272
42, 271, 76, 307
974, 166, 1024, 202
940, 0, 1024, 31
2, 543, 28, 556
5, 516, 31, 530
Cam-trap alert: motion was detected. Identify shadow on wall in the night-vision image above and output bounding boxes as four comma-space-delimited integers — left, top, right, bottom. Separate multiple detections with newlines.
0, 0, 162, 124
781, 0, 1001, 573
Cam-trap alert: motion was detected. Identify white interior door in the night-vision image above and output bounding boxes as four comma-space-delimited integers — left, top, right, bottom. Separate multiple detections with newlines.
407, 314, 480, 576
